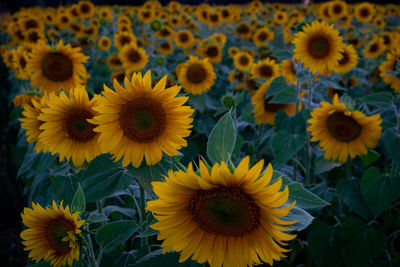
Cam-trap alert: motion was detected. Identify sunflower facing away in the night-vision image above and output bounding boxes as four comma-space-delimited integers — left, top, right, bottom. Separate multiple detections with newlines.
252, 79, 296, 125
90, 70, 194, 167
27, 40, 89, 94
308, 95, 382, 163
21, 201, 85, 267
38, 86, 102, 167
146, 157, 297, 267
292, 21, 344, 75
177, 56, 216, 95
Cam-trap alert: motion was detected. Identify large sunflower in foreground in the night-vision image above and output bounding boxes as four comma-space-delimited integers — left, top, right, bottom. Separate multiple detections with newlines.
90, 70, 194, 167
27, 40, 89, 94
38, 86, 102, 167
19, 96, 47, 153
21, 201, 85, 267
147, 157, 297, 267
252, 79, 296, 125
292, 21, 344, 75
177, 56, 216, 95
379, 48, 400, 92
308, 95, 382, 163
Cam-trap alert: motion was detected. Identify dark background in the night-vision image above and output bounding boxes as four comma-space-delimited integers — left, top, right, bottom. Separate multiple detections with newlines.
0, 0, 399, 13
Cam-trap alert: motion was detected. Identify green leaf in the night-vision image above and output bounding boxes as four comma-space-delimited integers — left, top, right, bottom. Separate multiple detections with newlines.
360, 149, 380, 168
296, 69, 315, 84
340, 216, 386, 267
307, 221, 342, 267
96, 221, 141, 252
71, 183, 85, 213
207, 111, 236, 163
87, 213, 108, 223
129, 252, 202, 267
359, 92, 393, 108
319, 77, 346, 90
288, 183, 329, 209
265, 76, 297, 104
272, 130, 305, 167
383, 128, 400, 169
283, 206, 313, 231
361, 167, 400, 218
336, 178, 372, 220
314, 157, 341, 175
51, 175, 78, 204
77, 155, 132, 202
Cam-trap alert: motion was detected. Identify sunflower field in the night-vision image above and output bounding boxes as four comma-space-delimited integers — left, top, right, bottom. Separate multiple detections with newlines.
2, 0, 400, 266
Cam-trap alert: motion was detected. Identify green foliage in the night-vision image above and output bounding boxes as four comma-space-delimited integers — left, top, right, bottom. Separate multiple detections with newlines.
96, 221, 142, 253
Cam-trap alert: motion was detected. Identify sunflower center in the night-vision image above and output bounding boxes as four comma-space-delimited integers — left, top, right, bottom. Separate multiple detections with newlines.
189, 187, 260, 237
127, 49, 141, 63
237, 24, 249, 34
41, 52, 73, 82
360, 8, 369, 18
160, 42, 170, 49
80, 3, 90, 13
264, 96, 287, 112
210, 14, 218, 22
120, 36, 132, 46
102, 40, 109, 46
160, 28, 170, 37
119, 98, 167, 143
338, 51, 350, 65
25, 19, 38, 29
64, 108, 96, 142
46, 219, 74, 253
259, 65, 273, 78
186, 63, 207, 83
369, 44, 378, 53
326, 112, 362, 142
28, 31, 40, 43
333, 4, 343, 15
110, 57, 122, 65
239, 55, 249, 65
19, 57, 27, 69
307, 36, 330, 59
383, 35, 390, 45
179, 33, 189, 43
258, 32, 268, 41
205, 46, 218, 58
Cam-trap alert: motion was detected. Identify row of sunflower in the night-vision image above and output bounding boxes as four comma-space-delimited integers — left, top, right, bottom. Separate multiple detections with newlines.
2, 0, 400, 266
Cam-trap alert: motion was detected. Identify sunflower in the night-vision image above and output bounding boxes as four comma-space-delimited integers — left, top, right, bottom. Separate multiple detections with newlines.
98, 7, 113, 22
381, 32, 394, 50
251, 58, 280, 80
138, 7, 155, 23
77, 1, 94, 18
379, 48, 400, 92
13, 93, 41, 108
98, 36, 111, 51
56, 13, 70, 29
157, 39, 174, 55
47, 28, 59, 42
292, 21, 344, 75
252, 27, 274, 47
110, 69, 126, 84
273, 11, 288, 25
21, 201, 85, 267
201, 44, 222, 64
177, 56, 216, 95
12, 48, 30, 80
27, 40, 90, 94
106, 54, 122, 70
90, 71, 194, 167
308, 95, 382, 163
319, 2, 333, 21
119, 44, 148, 73
38, 86, 102, 167
354, 2, 375, 23
156, 25, 174, 39
228, 47, 239, 57
334, 44, 358, 74
252, 79, 296, 125
114, 32, 137, 51
329, 0, 347, 20
174, 30, 195, 49
147, 156, 297, 267
281, 59, 297, 85
19, 96, 48, 153
229, 70, 245, 90
372, 17, 386, 29
233, 51, 254, 72
363, 37, 384, 59
235, 23, 253, 40
20, 16, 44, 32
25, 28, 45, 44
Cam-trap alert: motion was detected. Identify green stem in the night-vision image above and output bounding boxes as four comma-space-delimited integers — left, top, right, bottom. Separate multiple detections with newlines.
96, 200, 104, 214
346, 159, 352, 179
305, 79, 313, 188
85, 233, 98, 267
139, 185, 148, 247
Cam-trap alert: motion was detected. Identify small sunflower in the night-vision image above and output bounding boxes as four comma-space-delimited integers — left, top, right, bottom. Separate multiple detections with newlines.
119, 44, 148, 73
379, 48, 400, 92
251, 58, 280, 80
201, 44, 222, 64
21, 201, 85, 267
27, 40, 89, 94
114, 32, 137, 51
174, 30, 195, 49
106, 54, 122, 70
98, 36, 111, 51
308, 95, 382, 163
90, 70, 194, 167
281, 59, 297, 85
363, 37, 384, 59
273, 11, 288, 25
329, 0, 347, 20
19, 96, 47, 153
252, 79, 296, 125
177, 56, 216, 95
157, 39, 174, 55
334, 44, 358, 74
38, 86, 102, 167
235, 23, 253, 40
292, 21, 344, 75
252, 27, 274, 47
233, 51, 254, 72
228, 47, 239, 57
147, 157, 297, 267
78, 1, 95, 18
354, 2, 375, 23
